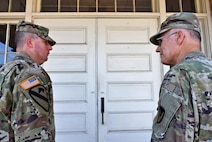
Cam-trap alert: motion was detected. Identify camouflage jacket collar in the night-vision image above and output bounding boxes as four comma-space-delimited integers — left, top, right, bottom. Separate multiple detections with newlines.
14, 52, 35, 65
183, 51, 206, 61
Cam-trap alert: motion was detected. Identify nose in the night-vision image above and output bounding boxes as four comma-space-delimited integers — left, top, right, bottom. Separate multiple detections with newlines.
49, 45, 53, 50
47, 44, 53, 51
156, 46, 160, 52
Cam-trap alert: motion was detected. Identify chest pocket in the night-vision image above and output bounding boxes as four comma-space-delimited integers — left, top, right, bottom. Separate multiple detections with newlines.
152, 86, 183, 139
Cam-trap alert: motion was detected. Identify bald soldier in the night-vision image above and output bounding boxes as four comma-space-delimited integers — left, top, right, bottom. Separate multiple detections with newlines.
150, 12, 212, 141
0, 20, 56, 141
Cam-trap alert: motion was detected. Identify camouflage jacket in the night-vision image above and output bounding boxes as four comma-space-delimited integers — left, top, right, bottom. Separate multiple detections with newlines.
151, 51, 212, 142
0, 52, 55, 142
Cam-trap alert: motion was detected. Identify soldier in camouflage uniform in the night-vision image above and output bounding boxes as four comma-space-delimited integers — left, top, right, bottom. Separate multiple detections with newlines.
0, 20, 56, 141
150, 12, 212, 141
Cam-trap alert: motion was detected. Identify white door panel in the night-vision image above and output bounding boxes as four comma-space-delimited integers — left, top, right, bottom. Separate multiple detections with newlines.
34, 18, 161, 142
34, 19, 97, 142
98, 19, 160, 142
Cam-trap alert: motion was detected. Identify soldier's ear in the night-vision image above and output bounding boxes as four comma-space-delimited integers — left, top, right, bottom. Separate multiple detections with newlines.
25, 37, 33, 48
176, 30, 185, 45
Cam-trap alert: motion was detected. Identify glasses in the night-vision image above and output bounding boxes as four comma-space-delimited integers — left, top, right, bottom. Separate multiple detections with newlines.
156, 32, 177, 46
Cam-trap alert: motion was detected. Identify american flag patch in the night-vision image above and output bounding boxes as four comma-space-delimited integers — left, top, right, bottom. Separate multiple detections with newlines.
20, 76, 41, 90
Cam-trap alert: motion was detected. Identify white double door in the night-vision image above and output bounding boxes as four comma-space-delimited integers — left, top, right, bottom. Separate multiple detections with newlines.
35, 18, 161, 142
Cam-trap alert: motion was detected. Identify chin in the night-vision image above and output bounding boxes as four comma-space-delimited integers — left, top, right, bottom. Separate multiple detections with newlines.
161, 61, 169, 65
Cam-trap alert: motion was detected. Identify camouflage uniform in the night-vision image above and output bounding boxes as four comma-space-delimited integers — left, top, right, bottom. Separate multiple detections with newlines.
150, 13, 212, 141
0, 21, 56, 142
151, 51, 212, 141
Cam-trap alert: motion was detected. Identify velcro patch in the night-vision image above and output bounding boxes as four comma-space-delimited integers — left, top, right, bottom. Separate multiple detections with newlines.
156, 106, 165, 123
20, 76, 41, 90
29, 85, 49, 112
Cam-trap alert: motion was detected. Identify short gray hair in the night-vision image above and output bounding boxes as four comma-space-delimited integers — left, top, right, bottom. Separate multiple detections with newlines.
15, 32, 38, 48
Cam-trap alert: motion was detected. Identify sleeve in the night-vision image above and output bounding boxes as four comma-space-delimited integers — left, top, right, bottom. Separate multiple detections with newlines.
0, 66, 16, 141
151, 69, 195, 141
11, 68, 55, 141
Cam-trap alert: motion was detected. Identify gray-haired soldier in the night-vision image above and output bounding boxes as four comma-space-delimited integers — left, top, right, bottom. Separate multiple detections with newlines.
150, 12, 212, 141
0, 20, 56, 141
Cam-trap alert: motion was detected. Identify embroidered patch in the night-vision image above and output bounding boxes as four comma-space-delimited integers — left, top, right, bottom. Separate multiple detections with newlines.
29, 85, 49, 112
157, 106, 165, 123
20, 76, 41, 90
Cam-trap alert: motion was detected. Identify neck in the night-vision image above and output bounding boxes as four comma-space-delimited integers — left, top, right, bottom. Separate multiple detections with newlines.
175, 41, 200, 64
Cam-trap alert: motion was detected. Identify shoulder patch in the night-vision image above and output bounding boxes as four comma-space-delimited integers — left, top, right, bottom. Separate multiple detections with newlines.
156, 106, 165, 123
20, 76, 41, 90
